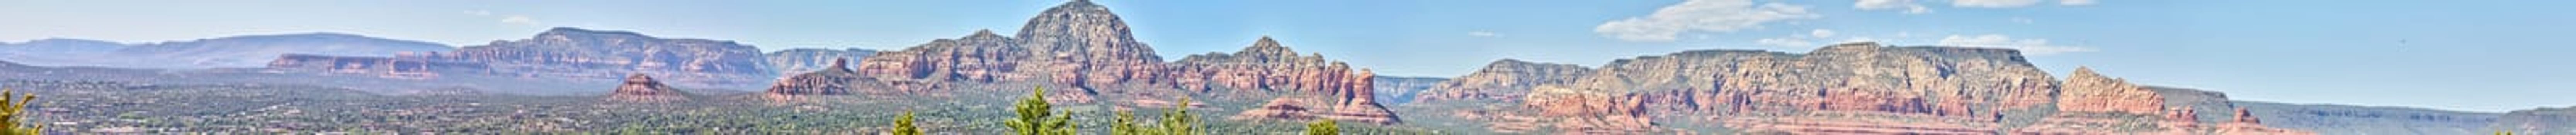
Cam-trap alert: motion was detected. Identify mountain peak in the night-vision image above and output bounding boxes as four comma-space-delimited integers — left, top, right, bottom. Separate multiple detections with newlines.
1239, 36, 1295, 57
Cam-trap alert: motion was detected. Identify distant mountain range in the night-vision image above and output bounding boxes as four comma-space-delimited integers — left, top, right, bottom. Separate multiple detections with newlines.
0, 33, 452, 69
0, 0, 2566, 134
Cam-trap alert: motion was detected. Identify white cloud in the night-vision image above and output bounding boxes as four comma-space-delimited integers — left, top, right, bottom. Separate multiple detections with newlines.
463, 10, 493, 16
2061, 0, 2098, 5
2010, 17, 2035, 24
500, 15, 540, 25
1469, 31, 1503, 37
1855, 0, 1930, 14
1953, 0, 2044, 8
1810, 29, 1837, 37
1595, 0, 1819, 42
1935, 34, 2094, 55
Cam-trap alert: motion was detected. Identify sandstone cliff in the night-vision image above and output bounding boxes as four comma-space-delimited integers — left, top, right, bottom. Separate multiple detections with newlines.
1175, 37, 1395, 124
1411, 59, 1592, 103
845, 0, 1398, 124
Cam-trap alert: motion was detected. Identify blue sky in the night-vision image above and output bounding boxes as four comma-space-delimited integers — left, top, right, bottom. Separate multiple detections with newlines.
2, 0, 2570, 112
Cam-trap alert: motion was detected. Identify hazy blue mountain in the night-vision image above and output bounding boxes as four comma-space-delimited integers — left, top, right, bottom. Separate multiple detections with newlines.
0, 33, 453, 69
2236, 101, 2501, 135
1371, 76, 1447, 105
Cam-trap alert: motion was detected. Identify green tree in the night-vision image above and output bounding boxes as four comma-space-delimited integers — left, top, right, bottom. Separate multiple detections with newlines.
1159, 98, 1196, 135
1304, 119, 1338, 135
1004, 87, 1075, 135
1, 88, 39, 135
1111, 111, 1149, 135
890, 110, 921, 135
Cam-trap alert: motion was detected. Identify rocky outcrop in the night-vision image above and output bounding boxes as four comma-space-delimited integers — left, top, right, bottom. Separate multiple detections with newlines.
400, 27, 773, 87
1412, 59, 1591, 103
2057, 67, 2168, 115
1370, 76, 1445, 105
764, 59, 905, 101
1498, 43, 2060, 133
847, 0, 1396, 124
1180, 37, 1396, 124
2231, 100, 2498, 134
765, 48, 876, 74
606, 74, 691, 103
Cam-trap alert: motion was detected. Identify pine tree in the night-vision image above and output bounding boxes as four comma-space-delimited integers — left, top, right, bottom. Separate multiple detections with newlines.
1304, 119, 1338, 135
890, 110, 921, 135
1, 88, 39, 135
1004, 87, 1075, 135
1111, 111, 1150, 135
1160, 98, 1196, 135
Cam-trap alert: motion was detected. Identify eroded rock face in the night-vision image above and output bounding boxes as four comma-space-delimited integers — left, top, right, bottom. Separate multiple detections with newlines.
1413, 43, 2309, 134
2058, 67, 2169, 115
847, 0, 1398, 124
1412, 59, 1592, 103
764, 59, 906, 100
765, 48, 876, 74
1175, 37, 1395, 124
607, 74, 690, 103
1012, 0, 1164, 90
402, 27, 773, 87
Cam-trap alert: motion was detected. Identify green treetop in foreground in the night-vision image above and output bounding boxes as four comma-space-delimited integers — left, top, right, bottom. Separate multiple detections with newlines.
1305, 119, 1338, 135
2, 88, 41, 135
890, 110, 921, 135
1111, 98, 1199, 135
1005, 87, 1076, 135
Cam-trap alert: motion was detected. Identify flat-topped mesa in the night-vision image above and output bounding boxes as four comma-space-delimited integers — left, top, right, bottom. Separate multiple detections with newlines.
1413, 59, 1594, 102
1496, 42, 2064, 133
406, 27, 770, 87
607, 74, 692, 103
2057, 67, 2169, 115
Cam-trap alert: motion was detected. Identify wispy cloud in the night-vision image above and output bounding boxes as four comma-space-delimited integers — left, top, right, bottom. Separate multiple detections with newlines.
1595, 0, 1818, 42
500, 15, 541, 25
1856, 0, 1930, 14
1468, 31, 1503, 37
466, 10, 541, 26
